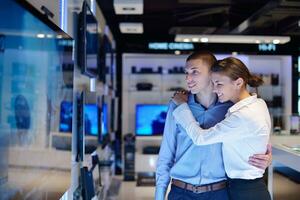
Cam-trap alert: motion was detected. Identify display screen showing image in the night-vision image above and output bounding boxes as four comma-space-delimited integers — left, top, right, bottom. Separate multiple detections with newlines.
298, 56, 300, 72
102, 103, 108, 135
59, 102, 98, 135
84, 104, 98, 136
135, 104, 168, 136
59, 101, 73, 132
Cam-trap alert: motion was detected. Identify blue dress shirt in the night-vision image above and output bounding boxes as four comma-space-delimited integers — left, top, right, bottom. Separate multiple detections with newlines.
155, 94, 233, 200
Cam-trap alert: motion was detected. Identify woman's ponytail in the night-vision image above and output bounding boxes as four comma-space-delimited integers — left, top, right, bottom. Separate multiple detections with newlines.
248, 74, 264, 88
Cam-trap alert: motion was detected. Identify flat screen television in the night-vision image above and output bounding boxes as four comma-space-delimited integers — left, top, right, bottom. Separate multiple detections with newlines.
110, 97, 119, 132
84, 104, 98, 136
59, 101, 73, 132
101, 103, 108, 135
98, 34, 112, 83
76, 92, 85, 162
135, 104, 168, 136
77, 1, 98, 77
59, 101, 98, 136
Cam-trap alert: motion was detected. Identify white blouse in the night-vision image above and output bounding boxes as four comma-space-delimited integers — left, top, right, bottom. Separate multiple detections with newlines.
173, 94, 271, 180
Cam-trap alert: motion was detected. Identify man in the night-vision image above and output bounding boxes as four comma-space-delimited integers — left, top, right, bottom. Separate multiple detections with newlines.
155, 51, 271, 200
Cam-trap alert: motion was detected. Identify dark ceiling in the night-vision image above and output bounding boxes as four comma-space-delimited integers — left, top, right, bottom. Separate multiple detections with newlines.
97, 0, 300, 51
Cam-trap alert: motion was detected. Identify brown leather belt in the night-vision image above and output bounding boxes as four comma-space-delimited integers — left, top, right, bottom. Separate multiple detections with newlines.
172, 179, 227, 194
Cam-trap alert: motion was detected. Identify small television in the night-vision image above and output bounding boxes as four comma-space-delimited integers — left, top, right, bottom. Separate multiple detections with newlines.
77, 1, 98, 77
84, 104, 98, 136
76, 92, 85, 162
59, 101, 73, 132
111, 97, 119, 132
98, 34, 112, 83
135, 104, 168, 136
101, 103, 108, 135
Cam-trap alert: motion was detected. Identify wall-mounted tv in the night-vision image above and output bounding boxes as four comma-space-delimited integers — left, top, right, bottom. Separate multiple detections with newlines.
59, 100, 98, 137
98, 34, 112, 83
84, 104, 98, 136
59, 101, 73, 132
101, 103, 108, 135
135, 104, 168, 136
76, 92, 85, 162
77, 1, 98, 77
110, 97, 119, 132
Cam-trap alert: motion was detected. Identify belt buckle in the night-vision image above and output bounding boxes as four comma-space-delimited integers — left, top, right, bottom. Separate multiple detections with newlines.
192, 186, 202, 194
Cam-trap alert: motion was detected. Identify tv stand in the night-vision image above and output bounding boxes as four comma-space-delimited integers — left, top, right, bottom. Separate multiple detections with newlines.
135, 136, 162, 175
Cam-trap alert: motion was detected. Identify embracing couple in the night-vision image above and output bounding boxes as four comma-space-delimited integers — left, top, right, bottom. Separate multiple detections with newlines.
156, 51, 272, 200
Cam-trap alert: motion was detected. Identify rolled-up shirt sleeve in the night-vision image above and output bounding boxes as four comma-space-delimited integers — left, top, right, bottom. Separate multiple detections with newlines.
155, 102, 178, 200
172, 103, 245, 145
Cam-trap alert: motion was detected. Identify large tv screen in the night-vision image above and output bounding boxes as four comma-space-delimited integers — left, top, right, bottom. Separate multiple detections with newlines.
84, 104, 98, 136
59, 101, 73, 132
135, 104, 168, 136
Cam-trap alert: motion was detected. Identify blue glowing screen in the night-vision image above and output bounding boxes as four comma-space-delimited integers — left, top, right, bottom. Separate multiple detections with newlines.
136, 104, 168, 136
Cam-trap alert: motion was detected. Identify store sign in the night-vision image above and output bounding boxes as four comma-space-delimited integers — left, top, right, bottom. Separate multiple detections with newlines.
258, 44, 276, 52
148, 42, 194, 50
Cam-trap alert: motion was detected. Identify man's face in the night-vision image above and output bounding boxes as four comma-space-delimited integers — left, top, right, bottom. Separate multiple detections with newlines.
185, 59, 212, 94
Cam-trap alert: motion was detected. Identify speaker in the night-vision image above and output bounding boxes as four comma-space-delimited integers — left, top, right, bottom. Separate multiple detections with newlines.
136, 82, 153, 91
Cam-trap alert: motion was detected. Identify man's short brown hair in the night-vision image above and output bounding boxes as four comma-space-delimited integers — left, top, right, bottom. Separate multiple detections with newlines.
186, 50, 217, 69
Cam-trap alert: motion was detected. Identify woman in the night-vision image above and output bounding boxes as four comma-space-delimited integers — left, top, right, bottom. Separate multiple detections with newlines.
172, 57, 271, 200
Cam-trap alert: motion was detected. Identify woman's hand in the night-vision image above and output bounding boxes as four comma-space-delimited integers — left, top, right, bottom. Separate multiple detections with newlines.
248, 143, 272, 170
172, 90, 188, 105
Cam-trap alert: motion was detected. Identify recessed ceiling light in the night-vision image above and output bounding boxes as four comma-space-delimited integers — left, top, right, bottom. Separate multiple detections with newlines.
200, 37, 208, 43
183, 38, 190, 42
56, 35, 63, 39
255, 40, 261, 44
192, 38, 199, 42
119, 22, 143, 34
113, 0, 143, 15
272, 39, 280, 44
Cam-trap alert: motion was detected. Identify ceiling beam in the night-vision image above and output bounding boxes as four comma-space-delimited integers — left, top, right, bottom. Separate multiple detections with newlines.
230, 0, 281, 34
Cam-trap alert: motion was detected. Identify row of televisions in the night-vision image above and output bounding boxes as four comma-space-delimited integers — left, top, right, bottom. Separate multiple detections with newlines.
59, 98, 169, 138
77, 1, 115, 85
70, 91, 119, 162
59, 93, 117, 140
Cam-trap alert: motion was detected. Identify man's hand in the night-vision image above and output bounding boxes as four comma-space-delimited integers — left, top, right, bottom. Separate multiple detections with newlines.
172, 90, 188, 105
248, 143, 272, 170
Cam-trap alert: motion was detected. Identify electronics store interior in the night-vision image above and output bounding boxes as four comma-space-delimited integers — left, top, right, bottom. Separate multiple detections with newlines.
0, 0, 300, 200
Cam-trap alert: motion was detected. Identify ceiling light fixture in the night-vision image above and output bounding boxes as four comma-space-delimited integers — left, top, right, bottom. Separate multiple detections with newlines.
119, 22, 143, 34
175, 34, 290, 44
200, 37, 208, 43
113, 0, 143, 15
272, 39, 280, 44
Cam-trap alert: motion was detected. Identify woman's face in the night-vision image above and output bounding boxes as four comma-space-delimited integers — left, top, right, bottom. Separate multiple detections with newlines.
211, 72, 240, 103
